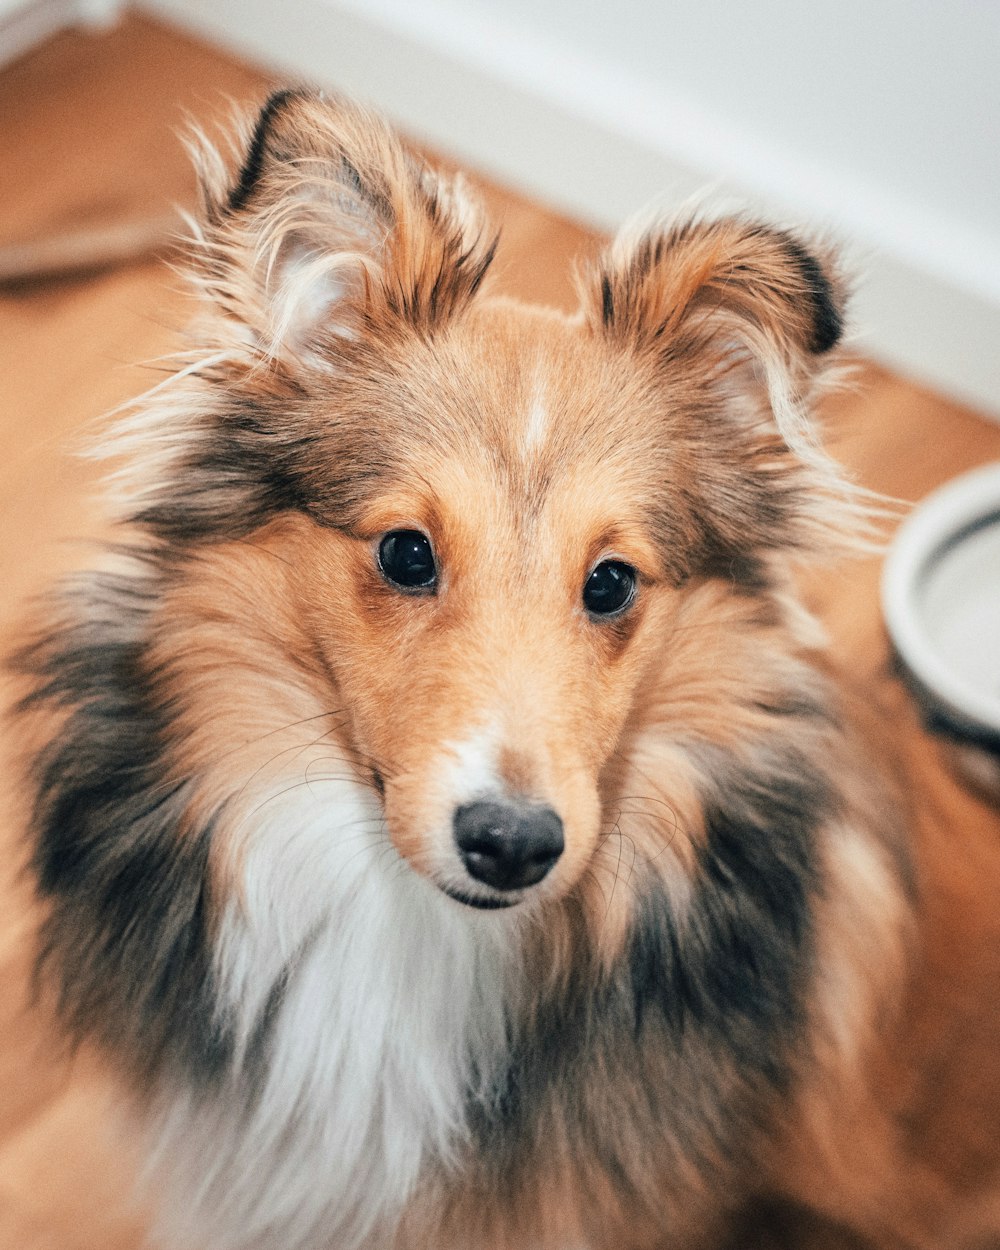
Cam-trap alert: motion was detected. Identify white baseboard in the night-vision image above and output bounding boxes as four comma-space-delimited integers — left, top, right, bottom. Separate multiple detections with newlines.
0, 0, 122, 67
0, 0, 80, 66
140, 0, 1000, 419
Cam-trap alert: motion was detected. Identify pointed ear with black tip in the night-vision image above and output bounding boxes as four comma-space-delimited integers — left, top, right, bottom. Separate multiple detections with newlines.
587, 215, 847, 458
191, 89, 498, 362
582, 216, 879, 568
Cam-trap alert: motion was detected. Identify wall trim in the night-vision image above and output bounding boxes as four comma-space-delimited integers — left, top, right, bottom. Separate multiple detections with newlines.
0, 0, 122, 67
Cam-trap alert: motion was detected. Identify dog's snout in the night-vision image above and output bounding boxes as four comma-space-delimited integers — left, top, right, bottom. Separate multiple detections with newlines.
454, 801, 564, 891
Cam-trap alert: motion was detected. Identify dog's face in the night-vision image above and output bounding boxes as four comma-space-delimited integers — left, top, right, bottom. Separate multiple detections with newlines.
272, 312, 689, 908
127, 91, 852, 917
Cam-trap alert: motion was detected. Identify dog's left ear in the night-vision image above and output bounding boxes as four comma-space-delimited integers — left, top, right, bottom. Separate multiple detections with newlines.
586, 216, 845, 455
584, 217, 873, 567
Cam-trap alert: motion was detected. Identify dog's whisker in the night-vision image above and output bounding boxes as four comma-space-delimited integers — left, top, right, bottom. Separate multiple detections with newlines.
210, 709, 352, 768
233, 730, 356, 804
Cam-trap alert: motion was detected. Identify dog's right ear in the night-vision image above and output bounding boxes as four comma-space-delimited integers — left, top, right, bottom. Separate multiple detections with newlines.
192, 90, 497, 362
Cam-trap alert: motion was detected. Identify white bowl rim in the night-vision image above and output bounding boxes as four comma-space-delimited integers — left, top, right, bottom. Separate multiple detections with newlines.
881, 460, 1000, 736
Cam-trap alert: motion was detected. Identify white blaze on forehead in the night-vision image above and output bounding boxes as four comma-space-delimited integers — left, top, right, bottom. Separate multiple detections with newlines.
522, 380, 549, 455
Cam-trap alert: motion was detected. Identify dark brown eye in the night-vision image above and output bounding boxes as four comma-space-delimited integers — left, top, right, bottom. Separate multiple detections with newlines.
378, 530, 437, 591
583, 560, 636, 617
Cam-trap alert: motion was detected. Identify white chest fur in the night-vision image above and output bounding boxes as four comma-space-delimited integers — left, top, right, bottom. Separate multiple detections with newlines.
147, 778, 516, 1250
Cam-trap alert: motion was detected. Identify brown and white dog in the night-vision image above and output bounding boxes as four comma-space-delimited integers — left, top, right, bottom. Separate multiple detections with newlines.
10, 90, 990, 1250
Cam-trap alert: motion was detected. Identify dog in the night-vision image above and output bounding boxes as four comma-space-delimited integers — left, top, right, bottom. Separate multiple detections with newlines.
9, 89, 995, 1250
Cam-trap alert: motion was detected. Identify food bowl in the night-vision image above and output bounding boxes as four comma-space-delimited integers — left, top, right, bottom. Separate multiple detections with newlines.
882, 462, 1000, 798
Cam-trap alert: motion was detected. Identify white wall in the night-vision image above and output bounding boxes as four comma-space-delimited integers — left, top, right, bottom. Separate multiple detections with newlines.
449, 0, 1000, 296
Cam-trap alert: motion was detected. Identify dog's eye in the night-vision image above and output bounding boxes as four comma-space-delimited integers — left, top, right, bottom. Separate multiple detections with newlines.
583, 560, 637, 617
378, 530, 437, 591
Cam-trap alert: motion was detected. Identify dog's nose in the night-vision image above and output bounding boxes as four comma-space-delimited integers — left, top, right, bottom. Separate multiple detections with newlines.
453, 800, 564, 892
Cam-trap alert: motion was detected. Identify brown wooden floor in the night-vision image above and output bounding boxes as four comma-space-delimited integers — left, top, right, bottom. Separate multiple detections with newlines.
1, 14, 999, 1250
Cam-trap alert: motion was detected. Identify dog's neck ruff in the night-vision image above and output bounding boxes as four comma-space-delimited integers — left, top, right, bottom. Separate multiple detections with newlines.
148, 776, 517, 1250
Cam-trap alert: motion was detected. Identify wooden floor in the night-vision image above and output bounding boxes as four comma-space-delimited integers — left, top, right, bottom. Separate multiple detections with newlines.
1, 14, 999, 1250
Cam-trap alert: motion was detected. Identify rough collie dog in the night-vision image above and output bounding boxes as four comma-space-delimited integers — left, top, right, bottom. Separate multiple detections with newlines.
12, 90, 953, 1249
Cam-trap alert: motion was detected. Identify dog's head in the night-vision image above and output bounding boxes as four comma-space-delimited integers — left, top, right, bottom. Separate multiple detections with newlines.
108, 91, 861, 925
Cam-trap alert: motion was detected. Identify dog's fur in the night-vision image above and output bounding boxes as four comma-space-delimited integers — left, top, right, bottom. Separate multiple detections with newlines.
8, 91, 988, 1249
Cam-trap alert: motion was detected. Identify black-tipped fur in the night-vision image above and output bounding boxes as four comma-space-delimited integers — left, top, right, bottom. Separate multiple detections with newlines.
228, 87, 309, 213
776, 232, 843, 354
593, 217, 844, 361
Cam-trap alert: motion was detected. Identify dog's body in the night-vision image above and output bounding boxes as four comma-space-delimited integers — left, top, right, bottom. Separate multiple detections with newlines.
10, 92, 998, 1249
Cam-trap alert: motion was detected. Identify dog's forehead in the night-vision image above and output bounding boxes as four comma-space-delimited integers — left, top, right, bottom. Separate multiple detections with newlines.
396, 304, 663, 481
375, 306, 668, 536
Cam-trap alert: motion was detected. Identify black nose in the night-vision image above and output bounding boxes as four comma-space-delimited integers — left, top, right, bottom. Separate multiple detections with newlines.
453, 800, 564, 892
